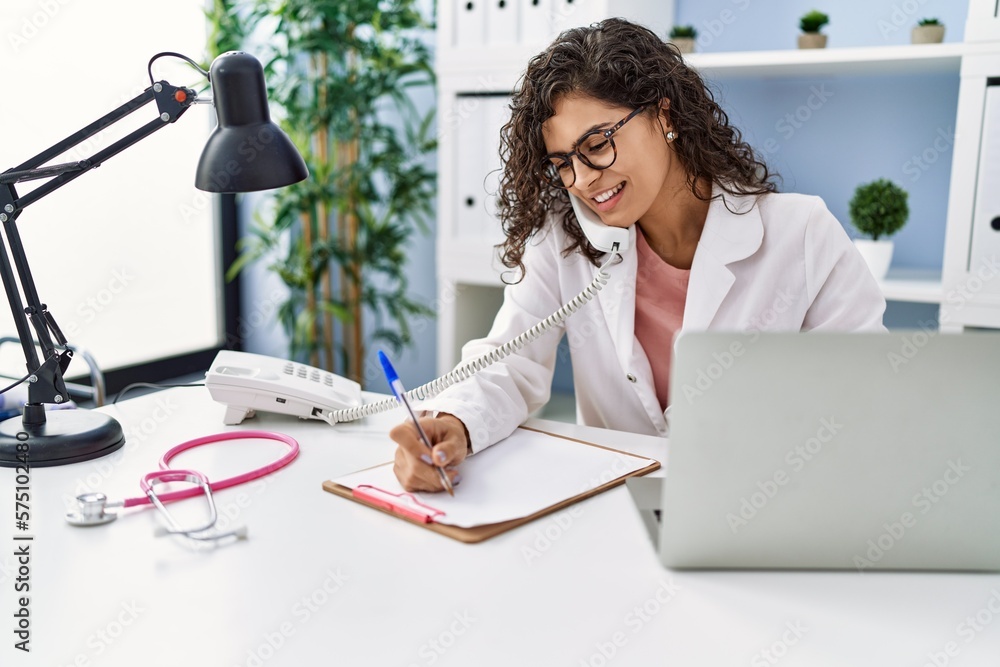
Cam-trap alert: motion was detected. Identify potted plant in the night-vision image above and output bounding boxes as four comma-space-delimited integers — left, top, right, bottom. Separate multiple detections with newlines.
210, 0, 437, 383
669, 25, 697, 54
798, 10, 829, 49
849, 178, 909, 280
912, 18, 945, 44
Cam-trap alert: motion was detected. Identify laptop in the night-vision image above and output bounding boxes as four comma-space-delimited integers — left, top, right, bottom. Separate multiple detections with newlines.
627, 331, 1000, 571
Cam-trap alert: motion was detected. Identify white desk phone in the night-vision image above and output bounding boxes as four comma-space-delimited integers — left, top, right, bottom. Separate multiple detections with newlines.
206, 195, 629, 425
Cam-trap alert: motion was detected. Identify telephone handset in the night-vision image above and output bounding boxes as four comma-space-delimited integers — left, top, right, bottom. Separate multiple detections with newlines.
568, 193, 631, 253
206, 198, 629, 426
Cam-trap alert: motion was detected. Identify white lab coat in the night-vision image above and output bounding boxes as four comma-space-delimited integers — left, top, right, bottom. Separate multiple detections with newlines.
422, 187, 887, 452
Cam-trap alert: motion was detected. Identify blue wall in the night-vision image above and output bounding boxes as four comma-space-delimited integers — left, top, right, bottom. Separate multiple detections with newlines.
676, 0, 966, 50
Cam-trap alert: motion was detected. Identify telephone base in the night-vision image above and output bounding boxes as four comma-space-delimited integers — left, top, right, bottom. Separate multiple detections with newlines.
224, 405, 256, 425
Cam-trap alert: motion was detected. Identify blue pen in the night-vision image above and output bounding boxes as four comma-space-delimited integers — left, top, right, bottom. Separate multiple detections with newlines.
378, 350, 455, 496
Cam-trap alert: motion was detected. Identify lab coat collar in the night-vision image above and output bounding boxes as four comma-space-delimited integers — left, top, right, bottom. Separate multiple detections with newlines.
682, 186, 764, 330
597, 224, 639, 374
596, 184, 764, 360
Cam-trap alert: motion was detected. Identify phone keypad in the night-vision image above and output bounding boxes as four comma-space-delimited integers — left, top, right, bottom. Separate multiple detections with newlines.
283, 361, 340, 388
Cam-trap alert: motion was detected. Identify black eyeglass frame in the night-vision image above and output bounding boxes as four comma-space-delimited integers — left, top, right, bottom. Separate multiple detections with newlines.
540, 105, 649, 189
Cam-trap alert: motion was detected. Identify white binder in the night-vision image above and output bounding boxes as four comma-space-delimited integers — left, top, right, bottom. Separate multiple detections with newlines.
550, 0, 601, 36
486, 0, 519, 45
481, 96, 512, 242
454, 95, 489, 239
519, 0, 552, 45
969, 84, 1000, 292
454, 0, 487, 48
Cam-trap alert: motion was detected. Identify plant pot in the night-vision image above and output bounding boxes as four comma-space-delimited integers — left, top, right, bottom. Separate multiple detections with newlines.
854, 239, 894, 281
911, 25, 945, 44
670, 37, 696, 54
797, 32, 827, 49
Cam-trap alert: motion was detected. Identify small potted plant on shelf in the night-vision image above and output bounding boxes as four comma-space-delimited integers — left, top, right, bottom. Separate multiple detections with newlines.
912, 18, 945, 44
849, 178, 909, 281
798, 10, 829, 49
669, 25, 697, 54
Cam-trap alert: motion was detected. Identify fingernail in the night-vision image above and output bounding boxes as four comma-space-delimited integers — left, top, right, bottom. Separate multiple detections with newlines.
452, 474, 462, 486
420, 454, 433, 465
435, 450, 447, 463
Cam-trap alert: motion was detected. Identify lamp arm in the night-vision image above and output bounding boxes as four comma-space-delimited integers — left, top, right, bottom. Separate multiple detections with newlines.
2, 81, 197, 211
0, 80, 198, 406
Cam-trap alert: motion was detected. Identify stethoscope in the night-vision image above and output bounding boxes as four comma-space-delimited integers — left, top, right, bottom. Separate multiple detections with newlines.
66, 430, 299, 542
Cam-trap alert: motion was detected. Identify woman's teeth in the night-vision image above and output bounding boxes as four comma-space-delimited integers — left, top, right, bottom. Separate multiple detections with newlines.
594, 182, 624, 203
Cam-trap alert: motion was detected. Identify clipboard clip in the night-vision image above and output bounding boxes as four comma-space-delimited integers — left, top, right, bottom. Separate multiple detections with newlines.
353, 485, 445, 524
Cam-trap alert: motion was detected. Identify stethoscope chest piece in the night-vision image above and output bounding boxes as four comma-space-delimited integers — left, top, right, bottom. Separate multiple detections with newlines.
66, 493, 119, 527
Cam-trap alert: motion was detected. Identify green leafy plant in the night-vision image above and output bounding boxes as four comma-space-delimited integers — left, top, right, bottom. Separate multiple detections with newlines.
669, 25, 697, 39
799, 10, 830, 33
849, 179, 909, 241
918, 17, 941, 26
208, 0, 436, 384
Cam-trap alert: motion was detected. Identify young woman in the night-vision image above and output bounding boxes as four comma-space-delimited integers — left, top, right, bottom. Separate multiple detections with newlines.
390, 18, 886, 491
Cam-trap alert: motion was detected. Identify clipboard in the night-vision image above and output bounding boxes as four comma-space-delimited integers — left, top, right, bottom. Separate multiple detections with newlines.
322, 426, 661, 543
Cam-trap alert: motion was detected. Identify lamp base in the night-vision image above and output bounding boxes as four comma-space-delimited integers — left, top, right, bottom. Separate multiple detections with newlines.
0, 410, 125, 468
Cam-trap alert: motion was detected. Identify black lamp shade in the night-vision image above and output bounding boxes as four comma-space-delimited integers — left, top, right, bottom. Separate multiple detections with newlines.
195, 52, 307, 193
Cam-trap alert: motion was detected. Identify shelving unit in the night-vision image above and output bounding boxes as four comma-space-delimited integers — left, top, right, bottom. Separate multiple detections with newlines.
684, 41, 983, 78
436, 1, 1000, 373
878, 269, 944, 305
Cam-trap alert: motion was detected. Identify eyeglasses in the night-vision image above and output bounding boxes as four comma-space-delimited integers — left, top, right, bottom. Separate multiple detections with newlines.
539, 105, 648, 189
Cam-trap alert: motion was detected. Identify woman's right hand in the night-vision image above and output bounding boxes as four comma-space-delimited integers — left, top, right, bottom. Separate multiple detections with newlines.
390, 413, 470, 493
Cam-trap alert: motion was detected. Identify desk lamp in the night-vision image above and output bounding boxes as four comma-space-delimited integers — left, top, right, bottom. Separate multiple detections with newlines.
0, 51, 307, 468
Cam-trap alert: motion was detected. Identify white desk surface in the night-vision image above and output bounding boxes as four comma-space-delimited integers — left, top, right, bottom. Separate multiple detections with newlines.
1, 387, 998, 666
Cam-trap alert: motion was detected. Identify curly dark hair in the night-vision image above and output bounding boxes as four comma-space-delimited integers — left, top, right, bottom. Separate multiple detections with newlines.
496, 18, 779, 280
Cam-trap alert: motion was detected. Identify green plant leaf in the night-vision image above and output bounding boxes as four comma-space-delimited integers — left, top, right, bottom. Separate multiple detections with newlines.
849, 178, 909, 241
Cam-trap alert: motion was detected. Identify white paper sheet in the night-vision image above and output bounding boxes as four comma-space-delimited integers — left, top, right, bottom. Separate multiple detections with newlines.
332, 428, 656, 528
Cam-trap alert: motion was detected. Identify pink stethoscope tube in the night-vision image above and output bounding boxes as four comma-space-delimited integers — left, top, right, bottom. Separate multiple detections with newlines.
119, 430, 299, 509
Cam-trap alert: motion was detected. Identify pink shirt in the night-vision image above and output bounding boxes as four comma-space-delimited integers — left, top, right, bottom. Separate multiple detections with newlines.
633, 227, 690, 411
